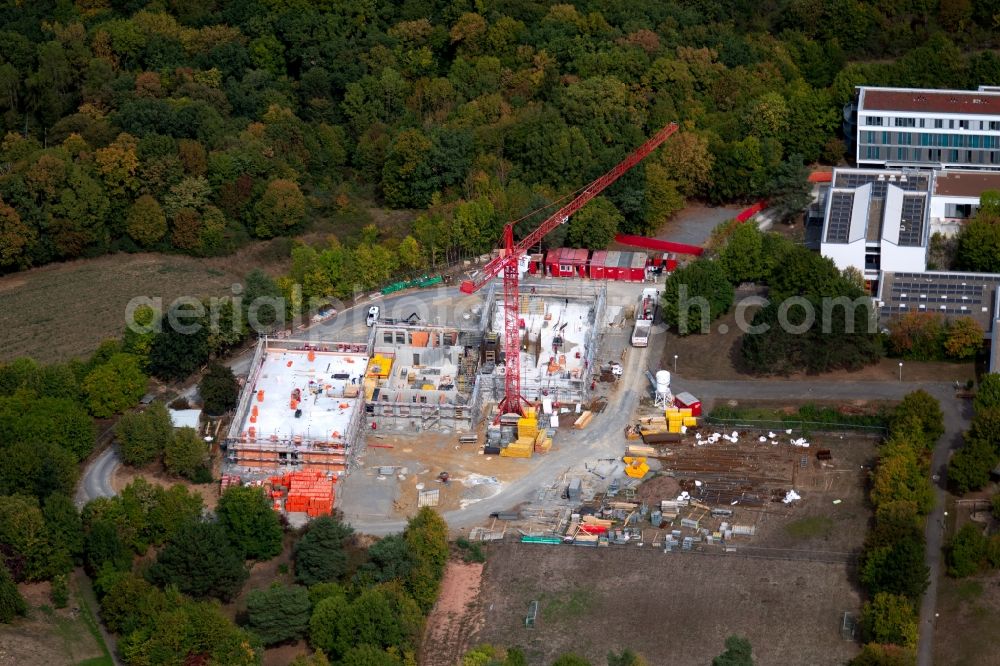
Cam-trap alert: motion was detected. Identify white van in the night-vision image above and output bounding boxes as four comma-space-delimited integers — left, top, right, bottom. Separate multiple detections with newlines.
366, 305, 380, 327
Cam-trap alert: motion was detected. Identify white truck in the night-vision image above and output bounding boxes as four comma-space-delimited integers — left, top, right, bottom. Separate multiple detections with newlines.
630, 287, 660, 347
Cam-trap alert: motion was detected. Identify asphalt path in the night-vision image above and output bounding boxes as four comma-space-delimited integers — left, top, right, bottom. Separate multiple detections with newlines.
916, 387, 968, 666
75, 446, 120, 508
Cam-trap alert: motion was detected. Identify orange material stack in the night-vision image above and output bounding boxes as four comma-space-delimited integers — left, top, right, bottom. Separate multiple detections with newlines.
283, 470, 335, 517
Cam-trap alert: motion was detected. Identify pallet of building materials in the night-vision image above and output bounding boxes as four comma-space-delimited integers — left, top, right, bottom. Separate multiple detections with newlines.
500, 441, 533, 458
533, 431, 552, 453
641, 431, 682, 445
660, 500, 680, 519
639, 416, 667, 426
626, 444, 656, 457
573, 411, 594, 429
581, 515, 613, 529
459, 434, 478, 445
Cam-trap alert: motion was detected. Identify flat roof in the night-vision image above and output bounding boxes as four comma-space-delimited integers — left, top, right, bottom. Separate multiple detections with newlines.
547, 248, 589, 264
933, 170, 1000, 197
860, 86, 1000, 116
492, 297, 591, 379
241, 348, 367, 444
879, 270, 1000, 333
823, 169, 930, 248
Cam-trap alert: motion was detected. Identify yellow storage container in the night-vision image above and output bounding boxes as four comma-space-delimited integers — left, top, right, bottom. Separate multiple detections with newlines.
668, 423, 681, 433
678, 408, 693, 417
665, 407, 680, 416
683, 416, 698, 427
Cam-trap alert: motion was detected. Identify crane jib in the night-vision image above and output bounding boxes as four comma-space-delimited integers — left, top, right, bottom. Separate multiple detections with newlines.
457, 121, 679, 414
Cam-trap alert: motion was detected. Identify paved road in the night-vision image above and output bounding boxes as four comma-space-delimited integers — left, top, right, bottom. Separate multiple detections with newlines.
916, 388, 969, 666
75, 446, 120, 508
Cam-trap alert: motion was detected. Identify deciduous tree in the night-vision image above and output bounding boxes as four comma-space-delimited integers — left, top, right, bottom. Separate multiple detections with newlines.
199, 361, 239, 416
164, 426, 208, 480
861, 593, 918, 647
82, 353, 147, 418
255, 179, 306, 238
565, 197, 622, 249
115, 403, 173, 467
944, 316, 984, 359
661, 260, 734, 335
216, 485, 283, 560
125, 194, 167, 248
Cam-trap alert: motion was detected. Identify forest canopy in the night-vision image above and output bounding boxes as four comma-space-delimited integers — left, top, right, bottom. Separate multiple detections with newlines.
2, 1, 999, 282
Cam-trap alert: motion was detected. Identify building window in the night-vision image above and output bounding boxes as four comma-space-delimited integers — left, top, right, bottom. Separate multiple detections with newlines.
897, 147, 907, 160
865, 131, 875, 143
882, 131, 889, 144
866, 146, 878, 159
919, 119, 925, 128
959, 120, 969, 129
395, 332, 405, 344
971, 135, 981, 148
865, 116, 883, 126
383, 332, 393, 343
990, 121, 1000, 131
920, 133, 930, 146
949, 119, 955, 129
894, 117, 916, 127
935, 119, 944, 128
950, 149, 959, 161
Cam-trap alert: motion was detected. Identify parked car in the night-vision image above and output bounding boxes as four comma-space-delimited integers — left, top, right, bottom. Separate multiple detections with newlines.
366, 305, 380, 327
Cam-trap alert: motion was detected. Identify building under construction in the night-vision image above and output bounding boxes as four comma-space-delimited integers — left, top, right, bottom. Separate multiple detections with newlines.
364, 294, 492, 433
225, 337, 370, 477
483, 280, 607, 407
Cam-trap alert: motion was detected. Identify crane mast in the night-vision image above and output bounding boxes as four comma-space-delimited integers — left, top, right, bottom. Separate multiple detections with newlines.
460, 122, 679, 415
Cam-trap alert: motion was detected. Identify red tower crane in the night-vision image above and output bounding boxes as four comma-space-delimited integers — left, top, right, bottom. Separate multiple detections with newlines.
460, 122, 679, 416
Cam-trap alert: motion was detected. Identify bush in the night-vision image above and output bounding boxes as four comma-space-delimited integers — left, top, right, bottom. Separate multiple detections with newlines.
850, 643, 916, 666
712, 635, 753, 666
946, 523, 988, 578
0, 563, 27, 623
50, 573, 69, 608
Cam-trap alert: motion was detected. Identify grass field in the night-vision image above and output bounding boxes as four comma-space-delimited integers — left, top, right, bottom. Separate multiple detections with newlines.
0, 252, 259, 363
934, 572, 1000, 666
466, 544, 862, 665
0, 574, 111, 666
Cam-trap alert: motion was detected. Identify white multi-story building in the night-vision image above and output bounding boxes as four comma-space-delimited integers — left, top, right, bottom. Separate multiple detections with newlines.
846, 86, 1000, 170
819, 168, 932, 284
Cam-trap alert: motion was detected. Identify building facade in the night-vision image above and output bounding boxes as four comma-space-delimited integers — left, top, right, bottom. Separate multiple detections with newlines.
847, 86, 1000, 170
